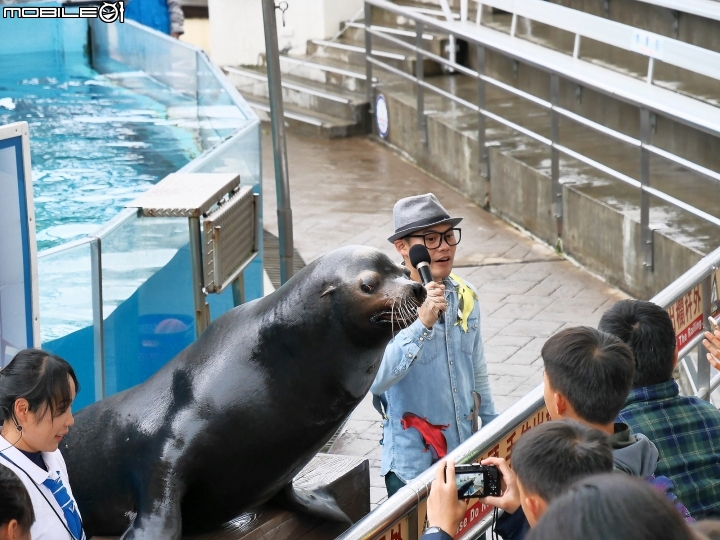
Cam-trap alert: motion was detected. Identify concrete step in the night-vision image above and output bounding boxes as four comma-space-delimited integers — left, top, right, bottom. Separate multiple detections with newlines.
275, 54, 373, 94
374, 74, 720, 297
341, 21, 449, 57
371, 0, 479, 29
224, 65, 369, 125
244, 95, 366, 138
306, 37, 445, 76
478, 8, 720, 108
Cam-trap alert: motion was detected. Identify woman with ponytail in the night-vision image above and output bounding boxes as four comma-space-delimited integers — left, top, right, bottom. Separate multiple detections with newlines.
0, 349, 84, 540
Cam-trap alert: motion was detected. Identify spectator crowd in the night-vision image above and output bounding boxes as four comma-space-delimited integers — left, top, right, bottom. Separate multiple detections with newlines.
422, 299, 720, 540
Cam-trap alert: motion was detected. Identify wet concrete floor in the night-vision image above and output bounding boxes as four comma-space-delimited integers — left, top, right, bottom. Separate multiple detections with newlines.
261, 130, 629, 508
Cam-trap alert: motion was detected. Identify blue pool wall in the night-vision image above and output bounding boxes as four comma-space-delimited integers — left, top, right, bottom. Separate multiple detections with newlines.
2, 12, 262, 410
0, 4, 87, 59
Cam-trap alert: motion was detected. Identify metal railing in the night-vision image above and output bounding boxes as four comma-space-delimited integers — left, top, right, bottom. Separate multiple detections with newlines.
338, 244, 720, 540
338, 386, 547, 540
340, 4, 720, 537
474, 0, 720, 85
651, 245, 720, 401
632, 0, 720, 22
364, 0, 720, 270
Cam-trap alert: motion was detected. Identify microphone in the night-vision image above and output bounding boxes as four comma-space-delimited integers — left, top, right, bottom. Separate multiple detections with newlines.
409, 244, 443, 323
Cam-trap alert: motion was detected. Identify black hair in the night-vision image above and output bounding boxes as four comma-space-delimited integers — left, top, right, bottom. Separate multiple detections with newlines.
542, 326, 634, 425
0, 349, 80, 424
598, 299, 677, 389
512, 419, 613, 502
525, 473, 696, 540
0, 465, 35, 531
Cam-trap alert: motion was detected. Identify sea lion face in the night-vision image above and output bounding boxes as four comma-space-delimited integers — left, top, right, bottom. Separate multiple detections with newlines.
319, 246, 426, 341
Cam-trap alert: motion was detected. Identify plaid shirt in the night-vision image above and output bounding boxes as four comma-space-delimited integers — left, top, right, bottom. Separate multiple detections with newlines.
618, 380, 720, 519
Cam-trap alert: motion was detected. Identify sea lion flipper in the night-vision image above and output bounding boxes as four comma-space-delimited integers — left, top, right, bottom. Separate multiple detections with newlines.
271, 483, 352, 524
119, 477, 184, 540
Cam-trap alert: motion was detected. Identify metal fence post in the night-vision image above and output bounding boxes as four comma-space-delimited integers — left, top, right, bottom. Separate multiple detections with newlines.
262, 0, 295, 284
408, 507, 419, 540
640, 108, 654, 270
189, 216, 210, 337
698, 276, 712, 400
232, 274, 246, 306
477, 44, 488, 186
90, 238, 105, 402
416, 21, 427, 146
365, 3, 374, 113
550, 73, 562, 239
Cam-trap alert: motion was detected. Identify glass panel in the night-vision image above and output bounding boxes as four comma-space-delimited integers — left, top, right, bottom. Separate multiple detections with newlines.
196, 53, 246, 151
185, 123, 264, 303
24, 15, 264, 409
38, 240, 96, 410
90, 19, 197, 98
99, 214, 194, 395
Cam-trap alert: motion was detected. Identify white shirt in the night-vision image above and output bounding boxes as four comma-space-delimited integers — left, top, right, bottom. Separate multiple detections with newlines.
0, 434, 81, 540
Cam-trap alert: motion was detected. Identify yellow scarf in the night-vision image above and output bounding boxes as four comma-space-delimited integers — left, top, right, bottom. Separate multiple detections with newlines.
450, 273, 477, 332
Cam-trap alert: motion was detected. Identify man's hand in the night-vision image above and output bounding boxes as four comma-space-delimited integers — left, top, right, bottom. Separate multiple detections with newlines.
479, 457, 521, 514
427, 460, 467, 537
171, 32, 182, 39
703, 328, 720, 370
418, 281, 446, 329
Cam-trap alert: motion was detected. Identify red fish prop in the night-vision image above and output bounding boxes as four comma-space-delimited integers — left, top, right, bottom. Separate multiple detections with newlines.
401, 412, 449, 459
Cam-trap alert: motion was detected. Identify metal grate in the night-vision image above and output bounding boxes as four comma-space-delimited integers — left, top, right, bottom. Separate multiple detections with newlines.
202, 186, 258, 294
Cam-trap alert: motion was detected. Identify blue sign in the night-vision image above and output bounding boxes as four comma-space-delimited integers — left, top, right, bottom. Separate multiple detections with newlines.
0, 122, 39, 366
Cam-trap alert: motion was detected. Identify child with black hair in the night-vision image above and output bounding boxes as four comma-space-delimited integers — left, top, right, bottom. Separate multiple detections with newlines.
526, 473, 697, 540
540, 327, 693, 522
0, 466, 34, 540
421, 420, 614, 540
0, 348, 85, 540
600, 300, 720, 518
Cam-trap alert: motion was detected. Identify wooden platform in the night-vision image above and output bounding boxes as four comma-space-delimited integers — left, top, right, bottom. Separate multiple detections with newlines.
92, 454, 370, 540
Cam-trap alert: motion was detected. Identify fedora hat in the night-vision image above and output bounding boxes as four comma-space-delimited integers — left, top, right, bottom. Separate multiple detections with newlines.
388, 193, 463, 243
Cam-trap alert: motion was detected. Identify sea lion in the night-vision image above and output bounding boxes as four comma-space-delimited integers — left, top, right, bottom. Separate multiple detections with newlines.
61, 246, 425, 539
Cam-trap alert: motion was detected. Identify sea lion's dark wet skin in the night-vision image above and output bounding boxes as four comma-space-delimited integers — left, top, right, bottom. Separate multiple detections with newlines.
61, 246, 424, 540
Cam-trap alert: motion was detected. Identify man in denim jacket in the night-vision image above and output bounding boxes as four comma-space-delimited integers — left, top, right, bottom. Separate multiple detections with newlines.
371, 193, 497, 497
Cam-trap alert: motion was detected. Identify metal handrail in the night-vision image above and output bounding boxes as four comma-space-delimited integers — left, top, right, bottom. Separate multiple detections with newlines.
366, 28, 720, 231
631, 0, 720, 23
475, 0, 720, 82
343, 2, 720, 537
337, 386, 546, 540
339, 247, 720, 540
366, 0, 720, 136
364, 0, 720, 271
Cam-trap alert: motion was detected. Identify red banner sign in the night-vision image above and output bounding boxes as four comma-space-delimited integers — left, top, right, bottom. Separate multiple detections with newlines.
454, 406, 550, 539
667, 284, 704, 350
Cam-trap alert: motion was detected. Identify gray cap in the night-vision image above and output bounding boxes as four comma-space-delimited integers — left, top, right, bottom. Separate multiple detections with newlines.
388, 193, 463, 242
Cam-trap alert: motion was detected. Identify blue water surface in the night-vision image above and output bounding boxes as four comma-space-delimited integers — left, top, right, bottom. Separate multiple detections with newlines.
0, 52, 202, 250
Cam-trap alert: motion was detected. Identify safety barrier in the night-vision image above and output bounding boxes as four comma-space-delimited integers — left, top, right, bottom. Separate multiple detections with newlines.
34, 18, 262, 409
337, 241, 720, 540
337, 3, 720, 537
363, 0, 720, 271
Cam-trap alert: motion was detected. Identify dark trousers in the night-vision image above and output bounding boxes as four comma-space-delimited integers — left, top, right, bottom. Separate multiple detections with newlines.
385, 471, 406, 498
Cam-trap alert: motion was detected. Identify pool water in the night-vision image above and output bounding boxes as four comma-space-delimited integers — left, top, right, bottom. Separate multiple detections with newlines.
0, 52, 203, 250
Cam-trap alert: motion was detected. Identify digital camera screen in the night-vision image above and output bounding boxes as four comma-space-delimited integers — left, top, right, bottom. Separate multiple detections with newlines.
456, 471, 485, 497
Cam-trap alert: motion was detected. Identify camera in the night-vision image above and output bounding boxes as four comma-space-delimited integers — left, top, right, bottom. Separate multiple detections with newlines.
453, 464, 501, 498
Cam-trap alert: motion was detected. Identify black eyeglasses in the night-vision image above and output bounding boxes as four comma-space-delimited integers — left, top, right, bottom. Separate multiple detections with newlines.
406, 228, 461, 249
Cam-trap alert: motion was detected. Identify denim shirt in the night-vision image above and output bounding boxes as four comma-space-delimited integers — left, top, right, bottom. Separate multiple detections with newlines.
371, 276, 497, 482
